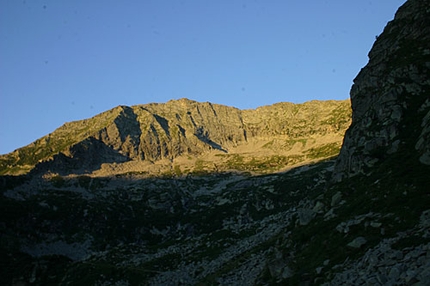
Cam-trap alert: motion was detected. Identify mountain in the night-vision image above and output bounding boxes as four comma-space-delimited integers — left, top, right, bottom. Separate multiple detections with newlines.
333, 0, 430, 182
0, 99, 351, 176
1, 0, 430, 285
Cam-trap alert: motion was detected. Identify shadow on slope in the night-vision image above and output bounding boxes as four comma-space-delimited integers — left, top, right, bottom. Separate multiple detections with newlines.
0, 158, 334, 285
2, 151, 429, 285
31, 137, 131, 176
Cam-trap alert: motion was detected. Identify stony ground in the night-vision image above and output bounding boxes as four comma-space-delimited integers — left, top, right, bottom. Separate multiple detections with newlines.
2, 156, 429, 285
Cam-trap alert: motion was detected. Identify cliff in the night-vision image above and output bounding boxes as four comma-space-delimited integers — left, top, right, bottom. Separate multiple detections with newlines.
2, 1, 430, 285
333, 0, 430, 181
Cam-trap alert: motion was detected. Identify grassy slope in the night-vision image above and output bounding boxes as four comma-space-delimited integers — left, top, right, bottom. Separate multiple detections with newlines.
0, 107, 123, 175
0, 100, 351, 176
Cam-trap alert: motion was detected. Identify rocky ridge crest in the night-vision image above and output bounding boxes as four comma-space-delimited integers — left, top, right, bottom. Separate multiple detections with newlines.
1, 99, 351, 176
1, 1, 430, 285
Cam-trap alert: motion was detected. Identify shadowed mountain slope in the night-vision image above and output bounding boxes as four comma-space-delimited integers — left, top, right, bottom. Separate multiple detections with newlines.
1, 0, 430, 285
333, 0, 430, 181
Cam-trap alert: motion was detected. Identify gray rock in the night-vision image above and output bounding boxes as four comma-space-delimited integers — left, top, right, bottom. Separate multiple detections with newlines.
376, 273, 387, 285
313, 201, 325, 213
332, 0, 430, 181
347, 237, 367, 248
268, 258, 288, 278
419, 209, 430, 228
417, 265, 430, 282
2, 98, 352, 176
324, 208, 336, 220
282, 266, 294, 279
370, 221, 382, 228
331, 191, 342, 207
388, 266, 401, 280
298, 208, 315, 226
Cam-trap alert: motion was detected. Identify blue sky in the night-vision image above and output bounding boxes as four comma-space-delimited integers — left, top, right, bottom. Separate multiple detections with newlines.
0, 0, 406, 154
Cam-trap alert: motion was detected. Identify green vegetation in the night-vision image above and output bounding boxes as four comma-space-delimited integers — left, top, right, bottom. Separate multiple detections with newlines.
0, 93, 426, 285
173, 165, 182, 176
0, 99, 351, 176
2, 2, 429, 284
321, 103, 352, 131
305, 142, 342, 159
221, 154, 290, 173
0, 107, 123, 174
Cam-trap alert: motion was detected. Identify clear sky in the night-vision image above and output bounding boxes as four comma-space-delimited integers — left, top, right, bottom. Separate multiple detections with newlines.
0, 0, 406, 155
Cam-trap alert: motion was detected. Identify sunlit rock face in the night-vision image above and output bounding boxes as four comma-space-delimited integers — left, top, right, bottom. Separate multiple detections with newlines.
0, 98, 351, 176
333, 0, 430, 181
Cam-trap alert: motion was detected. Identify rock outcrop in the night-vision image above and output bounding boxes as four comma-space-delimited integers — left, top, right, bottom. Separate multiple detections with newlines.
1, 98, 351, 175
2, 2, 430, 285
333, 0, 430, 181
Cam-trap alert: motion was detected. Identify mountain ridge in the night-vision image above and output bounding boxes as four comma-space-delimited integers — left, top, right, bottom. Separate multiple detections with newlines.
0, 98, 351, 176
2, 0, 430, 285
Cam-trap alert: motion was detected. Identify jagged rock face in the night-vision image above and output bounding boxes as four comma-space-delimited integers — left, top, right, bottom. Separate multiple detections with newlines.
0, 98, 350, 175
3, 2, 430, 285
333, 0, 430, 181
133, 99, 248, 159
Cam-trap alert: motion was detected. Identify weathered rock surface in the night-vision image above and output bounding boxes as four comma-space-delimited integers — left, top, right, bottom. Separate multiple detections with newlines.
1, 99, 351, 176
326, 216, 430, 286
333, 0, 430, 181
1, 1, 430, 285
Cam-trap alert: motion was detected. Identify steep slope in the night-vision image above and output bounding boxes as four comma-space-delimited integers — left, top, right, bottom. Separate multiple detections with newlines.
333, 0, 430, 181
3, 1, 430, 285
0, 106, 125, 174
0, 99, 351, 176
259, 0, 430, 283
1, 1, 429, 285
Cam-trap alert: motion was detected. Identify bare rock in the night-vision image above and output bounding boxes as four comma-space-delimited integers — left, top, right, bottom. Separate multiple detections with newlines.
347, 236, 367, 248
333, 0, 430, 181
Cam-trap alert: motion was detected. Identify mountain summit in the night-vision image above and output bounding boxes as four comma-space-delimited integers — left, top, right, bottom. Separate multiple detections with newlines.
1, 0, 430, 285
1, 99, 351, 176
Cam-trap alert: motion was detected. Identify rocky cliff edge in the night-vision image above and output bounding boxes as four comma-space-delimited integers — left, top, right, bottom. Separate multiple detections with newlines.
333, 0, 430, 181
